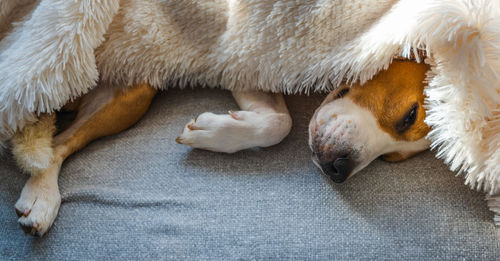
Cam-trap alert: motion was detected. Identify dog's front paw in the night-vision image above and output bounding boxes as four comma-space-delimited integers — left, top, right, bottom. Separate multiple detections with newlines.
176, 111, 250, 153
15, 175, 61, 237
176, 110, 291, 153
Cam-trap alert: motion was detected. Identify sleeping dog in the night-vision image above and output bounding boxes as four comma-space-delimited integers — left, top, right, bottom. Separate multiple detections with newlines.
10, 60, 429, 236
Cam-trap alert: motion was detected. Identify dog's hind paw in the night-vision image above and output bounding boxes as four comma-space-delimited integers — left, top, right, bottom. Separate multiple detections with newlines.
14, 170, 61, 237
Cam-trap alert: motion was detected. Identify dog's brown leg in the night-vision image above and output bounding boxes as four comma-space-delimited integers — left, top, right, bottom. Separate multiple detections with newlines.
53, 83, 157, 160
15, 83, 157, 236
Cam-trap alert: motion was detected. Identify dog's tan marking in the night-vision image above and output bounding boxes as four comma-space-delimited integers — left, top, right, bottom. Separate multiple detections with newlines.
309, 61, 432, 177
347, 61, 430, 142
54, 83, 157, 160
382, 150, 422, 162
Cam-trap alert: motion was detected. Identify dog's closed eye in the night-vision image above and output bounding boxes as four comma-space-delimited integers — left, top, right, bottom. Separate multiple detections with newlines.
395, 102, 418, 133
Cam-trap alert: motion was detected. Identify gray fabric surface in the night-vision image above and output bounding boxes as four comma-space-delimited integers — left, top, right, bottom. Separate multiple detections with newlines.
1, 88, 499, 260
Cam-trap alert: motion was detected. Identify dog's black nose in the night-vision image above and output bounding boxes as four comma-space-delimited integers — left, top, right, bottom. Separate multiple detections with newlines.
320, 157, 354, 183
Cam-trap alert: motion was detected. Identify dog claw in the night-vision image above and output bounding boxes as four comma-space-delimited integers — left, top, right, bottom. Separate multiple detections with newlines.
21, 225, 31, 234
228, 110, 240, 120
187, 122, 204, 130
15, 207, 31, 217
33, 222, 40, 231
176, 136, 193, 146
184, 118, 200, 131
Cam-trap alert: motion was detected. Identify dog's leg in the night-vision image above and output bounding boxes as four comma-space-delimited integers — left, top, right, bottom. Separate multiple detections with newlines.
177, 91, 292, 153
12, 114, 57, 175
14, 83, 156, 236
51, 83, 157, 161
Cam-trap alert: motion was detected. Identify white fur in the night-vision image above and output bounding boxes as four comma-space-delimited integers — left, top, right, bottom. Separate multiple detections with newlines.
2, 0, 500, 222
178, 91, 292, 153
310, 98, 430, 176
178, 111, 292, 153
15, 160, 61, 236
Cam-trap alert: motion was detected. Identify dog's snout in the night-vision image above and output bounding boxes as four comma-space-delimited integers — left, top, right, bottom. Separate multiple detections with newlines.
320, 156, 355, 183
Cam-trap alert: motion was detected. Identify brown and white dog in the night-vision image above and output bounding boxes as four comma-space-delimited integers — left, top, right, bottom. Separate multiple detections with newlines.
309, 61, 430, 182
10, 60, 430, 236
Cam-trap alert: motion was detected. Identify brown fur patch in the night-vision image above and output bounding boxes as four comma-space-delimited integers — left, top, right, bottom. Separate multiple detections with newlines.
54, 83, 157, 161
346, 61, 430, 141
381, 150, 423, 162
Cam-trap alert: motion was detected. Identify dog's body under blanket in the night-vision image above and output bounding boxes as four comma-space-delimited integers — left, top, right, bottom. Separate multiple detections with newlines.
1, 0, 499, 222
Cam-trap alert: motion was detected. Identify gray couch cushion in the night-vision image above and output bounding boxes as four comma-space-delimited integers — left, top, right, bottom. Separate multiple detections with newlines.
1, 88, 499, 260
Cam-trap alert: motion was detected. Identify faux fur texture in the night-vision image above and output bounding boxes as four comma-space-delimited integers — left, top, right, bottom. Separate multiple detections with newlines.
1, 0, 499, 222
415, 0, 500, 220
0, 0, 119, 146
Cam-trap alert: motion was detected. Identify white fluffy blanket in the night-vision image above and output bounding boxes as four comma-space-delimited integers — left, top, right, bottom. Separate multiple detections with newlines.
1, 0, 499, 223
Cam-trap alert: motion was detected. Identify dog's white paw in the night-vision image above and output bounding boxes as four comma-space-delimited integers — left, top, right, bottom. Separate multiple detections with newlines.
176, 111, 292, 153
15, 176, 61, 237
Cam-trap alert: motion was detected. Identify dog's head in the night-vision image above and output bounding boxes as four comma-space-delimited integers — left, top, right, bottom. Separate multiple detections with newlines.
309, 61, 431, 183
